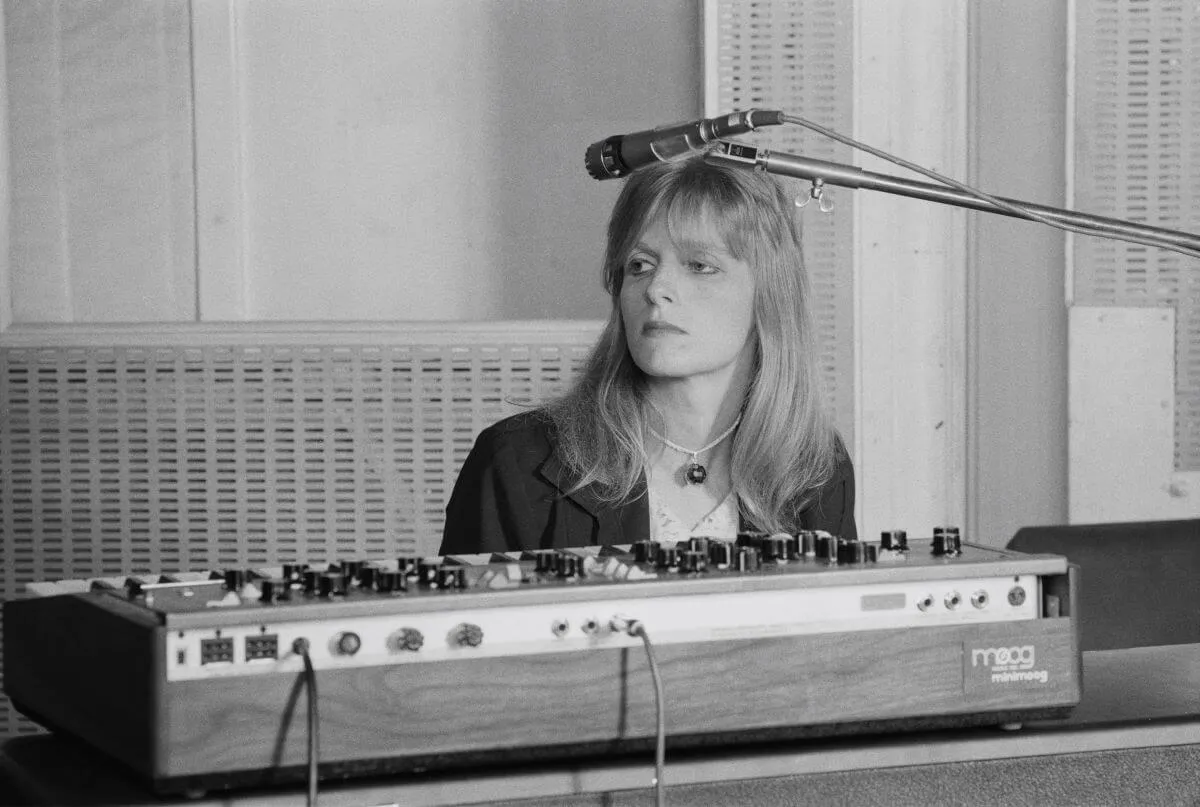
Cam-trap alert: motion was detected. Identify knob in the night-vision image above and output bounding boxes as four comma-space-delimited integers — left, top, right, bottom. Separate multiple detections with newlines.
655, 546, 681, 571
555, 554, 581, 579
736, 531, 767, 548
318, 572, 347, 597
784, 534, 802, 560
633, 540, 660, 564
708, 541, 734, 569
377, 569, 406, 593
450, 623, 484, 648
681, 550, 708, 573
333, 631, 362, 656
797, 530, 817, 556
932, 526, 962, 557
357, 565, 378, 590
259, 578, 290, 603
396, 556, 420, 576
303, 569, 322, 593
281, 563, 307, 584
880, 530, 908, 551
532, 550, 557, 573
417, 560, 442, 586
734, 546, 760, 572
687, 537, 710, 555
338, 560, 364, 581
837, 540, 866, 565
762, 535, 788, 563
390, 627, 424, 652
224, 569, 247, 591
816, 535, 839, 563
438, 567, 467, 590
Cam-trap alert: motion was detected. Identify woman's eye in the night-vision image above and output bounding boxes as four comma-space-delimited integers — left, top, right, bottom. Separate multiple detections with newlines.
688, 260, 719, 274
625, 258, 653, 276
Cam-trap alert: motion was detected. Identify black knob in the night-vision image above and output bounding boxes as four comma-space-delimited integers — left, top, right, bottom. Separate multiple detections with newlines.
532, 550, 557, 573
377, 570, 406, 593
785, 534, 802, 560
451, 623, 484, 648
417, 560, 442, 586
655, 546, 681, 571
734, 546, 760, 572
391, 627, 424, 652
736, 531, 767, 548
816, 534, 839, 562
762, 535, 788, 563
682, 550, 708, 573
438, 567, 467, 590
880, 530, 908, 551
318, 572, 347, 597
932, 527, 962, 557
633, 540, 660, 564
798, 530, 817, 556
303, 569, 322, 593
259, 578, 290, 603
864, 544, 879, 563
708, 541, 734, 568
838, 540, 866, 565
224, 569, 247, 591
357, 565, 378, 589
555, 554, 580, 578
338, 560, 364, 581
281, 563, 307, 584
688, 537, 711, 555
396, 556, 420, 576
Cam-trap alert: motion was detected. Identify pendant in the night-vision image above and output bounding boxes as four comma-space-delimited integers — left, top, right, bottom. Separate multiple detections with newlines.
685, 462, 708, 485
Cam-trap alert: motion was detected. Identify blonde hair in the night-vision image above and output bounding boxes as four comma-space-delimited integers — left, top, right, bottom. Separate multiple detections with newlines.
546, 151, 839, 532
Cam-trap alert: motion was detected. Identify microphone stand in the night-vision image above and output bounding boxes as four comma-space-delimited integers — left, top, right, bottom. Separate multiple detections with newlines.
704, 141, 1200, 256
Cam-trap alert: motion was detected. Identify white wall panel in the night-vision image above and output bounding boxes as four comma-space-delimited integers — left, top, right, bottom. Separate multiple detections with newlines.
5, 0, 195, 324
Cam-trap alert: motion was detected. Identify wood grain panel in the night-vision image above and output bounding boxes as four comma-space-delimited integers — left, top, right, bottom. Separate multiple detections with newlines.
162, 619, 1078, 777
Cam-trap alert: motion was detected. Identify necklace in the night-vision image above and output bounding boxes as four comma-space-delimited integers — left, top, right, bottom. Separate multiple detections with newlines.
648, 415, 742, 485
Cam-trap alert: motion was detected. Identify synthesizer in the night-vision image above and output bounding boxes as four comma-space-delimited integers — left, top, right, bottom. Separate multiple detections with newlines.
3, 529, 1080, 796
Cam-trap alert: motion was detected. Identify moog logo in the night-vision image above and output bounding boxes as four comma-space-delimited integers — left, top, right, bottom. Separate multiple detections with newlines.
972, 645, 1035, 670
971, 645, 1049, 684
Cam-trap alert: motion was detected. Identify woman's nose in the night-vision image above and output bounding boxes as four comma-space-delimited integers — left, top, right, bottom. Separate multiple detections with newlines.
644, 263, 677, 304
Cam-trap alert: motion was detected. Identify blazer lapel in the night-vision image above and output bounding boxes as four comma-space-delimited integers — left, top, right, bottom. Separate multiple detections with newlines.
536, 452, 649, 546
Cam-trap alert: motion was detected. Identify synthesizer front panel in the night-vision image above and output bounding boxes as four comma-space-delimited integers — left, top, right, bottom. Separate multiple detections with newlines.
3, 530, 1081, 796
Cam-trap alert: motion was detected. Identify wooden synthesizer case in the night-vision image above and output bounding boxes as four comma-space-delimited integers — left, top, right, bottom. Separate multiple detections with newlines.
3, 530, 1081, 796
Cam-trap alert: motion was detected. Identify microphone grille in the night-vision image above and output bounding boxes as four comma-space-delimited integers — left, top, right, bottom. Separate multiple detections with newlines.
585, 137, 624, 180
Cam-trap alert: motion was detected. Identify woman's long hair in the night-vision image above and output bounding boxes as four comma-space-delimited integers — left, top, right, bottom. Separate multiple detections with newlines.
546, 151, 839, 533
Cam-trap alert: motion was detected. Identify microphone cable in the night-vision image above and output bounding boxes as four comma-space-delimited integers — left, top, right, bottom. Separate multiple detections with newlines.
613, 616, 667, 807
292, 638, 321, 807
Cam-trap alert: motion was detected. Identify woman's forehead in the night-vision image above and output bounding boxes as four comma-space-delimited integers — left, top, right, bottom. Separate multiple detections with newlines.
638, 202, 742, 256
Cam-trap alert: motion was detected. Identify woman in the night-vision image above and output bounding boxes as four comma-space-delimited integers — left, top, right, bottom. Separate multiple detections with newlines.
439, 151, 855, 554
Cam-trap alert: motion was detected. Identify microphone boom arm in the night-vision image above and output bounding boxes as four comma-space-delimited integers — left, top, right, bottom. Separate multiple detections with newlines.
705, 141, 1200, 256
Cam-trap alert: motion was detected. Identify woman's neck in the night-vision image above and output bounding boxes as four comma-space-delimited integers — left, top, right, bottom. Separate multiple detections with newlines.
645, 375, 745, 449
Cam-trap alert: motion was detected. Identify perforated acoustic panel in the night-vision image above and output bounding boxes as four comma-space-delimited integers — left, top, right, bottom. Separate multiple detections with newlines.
0, 322, 600, 740
1072, 0, 1200, 470
706, 0, 855, 447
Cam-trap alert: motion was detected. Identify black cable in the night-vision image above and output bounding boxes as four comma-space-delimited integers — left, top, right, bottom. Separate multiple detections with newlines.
293, 638, 320, 807
620, 619, 666, 807
781, 112, 1200, 261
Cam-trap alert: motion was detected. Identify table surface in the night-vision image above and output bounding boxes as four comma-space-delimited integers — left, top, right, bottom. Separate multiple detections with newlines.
3, 644, 1199, 806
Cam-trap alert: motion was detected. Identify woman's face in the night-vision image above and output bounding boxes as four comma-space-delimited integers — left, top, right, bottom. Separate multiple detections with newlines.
619, 212, 757, 386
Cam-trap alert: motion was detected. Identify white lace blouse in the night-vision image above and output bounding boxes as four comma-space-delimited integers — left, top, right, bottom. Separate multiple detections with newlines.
648, 488, 739, 546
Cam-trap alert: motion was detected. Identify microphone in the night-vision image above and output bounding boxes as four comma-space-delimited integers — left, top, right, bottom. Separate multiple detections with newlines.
584, 109, 785, 180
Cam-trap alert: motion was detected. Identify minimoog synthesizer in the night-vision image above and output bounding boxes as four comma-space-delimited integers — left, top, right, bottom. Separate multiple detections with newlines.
3, 529, 1080, 796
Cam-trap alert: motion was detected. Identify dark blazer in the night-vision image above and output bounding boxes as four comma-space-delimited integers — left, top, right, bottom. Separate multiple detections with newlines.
440, 411, 857, 554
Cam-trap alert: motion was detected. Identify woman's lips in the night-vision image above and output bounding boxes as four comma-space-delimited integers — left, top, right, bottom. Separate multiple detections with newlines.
642, 321, 687, 335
